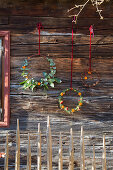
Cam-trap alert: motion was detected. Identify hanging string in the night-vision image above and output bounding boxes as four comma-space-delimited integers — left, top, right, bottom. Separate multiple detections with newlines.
70, 17, 75, 89
37, 23, 43, 55
89, 25, 94, 72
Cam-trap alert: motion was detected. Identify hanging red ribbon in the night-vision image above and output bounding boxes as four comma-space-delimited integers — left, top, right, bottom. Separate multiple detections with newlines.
37, 23, 43, 55
89, 25, 94, 72
70, 18, 74, 89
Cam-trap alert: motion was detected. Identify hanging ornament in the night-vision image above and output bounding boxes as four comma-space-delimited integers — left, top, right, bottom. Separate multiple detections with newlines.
58, 18, 83, 114
20, 56, 62, 91
20, 24, 62, 91
81, 25, 100, 87
59, 88, 83, 114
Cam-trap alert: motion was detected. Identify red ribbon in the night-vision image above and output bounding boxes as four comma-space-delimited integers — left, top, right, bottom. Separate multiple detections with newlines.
70, 18, 74, 89
37, 23, 43, 55
89, 25, 94, 72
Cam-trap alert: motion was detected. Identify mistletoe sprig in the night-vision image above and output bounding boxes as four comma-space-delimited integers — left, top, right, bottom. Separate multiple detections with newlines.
20, 57, 62, 91
68, 0, 110, 23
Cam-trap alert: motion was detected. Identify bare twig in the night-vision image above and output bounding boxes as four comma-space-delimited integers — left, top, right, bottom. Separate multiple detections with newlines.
68, 0, 110, 23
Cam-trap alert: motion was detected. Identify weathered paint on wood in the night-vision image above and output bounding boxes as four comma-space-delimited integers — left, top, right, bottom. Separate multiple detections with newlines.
102, 135, 106, 170
58, 132, 63, 170
69, 128, 74, 170
27, 133, 31, 170
0, 0, 113, 169
92, 145, 96, 170
15, 119, 20, 170
37, 123, 41, 170
47, 116, 53, 170
80, 126, 85, 170
4, 133, 8, 170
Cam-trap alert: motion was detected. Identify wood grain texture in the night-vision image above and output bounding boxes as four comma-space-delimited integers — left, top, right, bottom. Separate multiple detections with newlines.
0, 0, 113, 169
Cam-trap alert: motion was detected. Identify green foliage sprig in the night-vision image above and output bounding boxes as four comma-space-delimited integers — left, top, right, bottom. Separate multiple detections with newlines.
20, 57, 62, 91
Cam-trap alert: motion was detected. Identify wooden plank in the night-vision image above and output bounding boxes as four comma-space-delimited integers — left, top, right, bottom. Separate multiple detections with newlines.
27, 133, 31, 170
46, 116, 53, 170
0, 117, 113, 169
0, 16, 112, 35
0, 31, 10, 127
8, 16, 113, 33
58, 132, 63, 170
0, 0, 112, 18
102, 135, 106, 170
11, 33, 113, 46
0, 17, 8, 25
69, 128, 74, 170
0, 38, 2, 120
15, 119, 20, 170
4, 133, 8, 170
92, 145, 96, 170
9, 91, 113, 120
10, 44, 113, 58
0, 0, 112, 169
37, 123, 41, 170
80, 126, 85, 170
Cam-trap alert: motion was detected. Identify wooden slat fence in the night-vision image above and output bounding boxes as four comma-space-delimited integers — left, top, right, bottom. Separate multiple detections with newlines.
2, 116, 107, 170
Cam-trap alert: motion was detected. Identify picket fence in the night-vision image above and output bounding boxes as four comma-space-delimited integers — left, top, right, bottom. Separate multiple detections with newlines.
3, 116, 107, 170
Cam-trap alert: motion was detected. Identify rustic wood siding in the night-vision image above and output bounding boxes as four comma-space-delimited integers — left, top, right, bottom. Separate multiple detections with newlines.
0, 0, 113, 169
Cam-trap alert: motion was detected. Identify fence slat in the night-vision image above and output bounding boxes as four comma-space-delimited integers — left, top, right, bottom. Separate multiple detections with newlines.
92, 145, 96, 170
27, 133, 31, 170
102, 135, 106, 170
15, 119, 20, 170
2, 117, 110, 170
4, 133, 8, 170
80, 126, 85, 170
69, 128, 74, 170
58, 132, 63, 170
37, 123, 41, 170
47, 116, 53, 170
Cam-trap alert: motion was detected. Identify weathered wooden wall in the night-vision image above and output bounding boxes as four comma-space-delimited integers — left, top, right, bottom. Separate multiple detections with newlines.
0, 0, 113, 169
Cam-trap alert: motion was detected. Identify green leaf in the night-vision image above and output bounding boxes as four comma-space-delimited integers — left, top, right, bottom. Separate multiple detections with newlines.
30, 85, 36, 92
43, 78, 47, 82
31, 79, 35, 83
47, 58, 52, 62
47, 75, 50, 79
25, 79, 32, 88
43, 72, 48, 77
54, 78, 62, 83
25, 59, 28, 63
50, 82, 54, 88
20, 80, 27, 85
50, 62, 55, 66
40, 83, 44, 87
49, 73, 54, 77
24, 63, 28, 66
21, 72, 28, 76
48, 78, 55, 83
44, 82, 48, 85
51, 70, 56, 75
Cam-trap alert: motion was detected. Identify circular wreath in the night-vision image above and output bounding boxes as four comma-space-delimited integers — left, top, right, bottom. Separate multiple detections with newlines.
81, 71, 100, 87
20, 55, 62, 91
58, 88, 83, 114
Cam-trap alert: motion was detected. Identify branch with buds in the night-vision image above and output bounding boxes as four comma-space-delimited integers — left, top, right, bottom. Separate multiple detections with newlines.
67, 0, 110, 23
